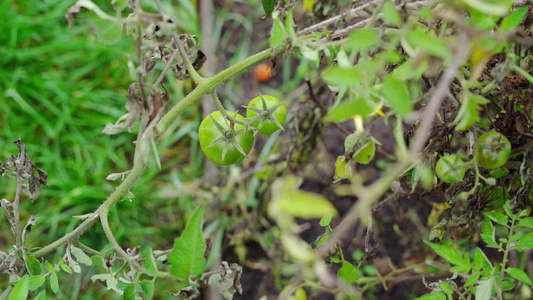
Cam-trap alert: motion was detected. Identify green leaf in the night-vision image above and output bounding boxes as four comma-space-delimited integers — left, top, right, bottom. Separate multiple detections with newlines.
382, 1, 402, 26
28, 275, 46, 291
345, 29, 379, 52
392, 59, 428, 80
277, 190, 338, 219
33, 291, 46, 300
460, 0, 511, 16
465, 272, 480, 287
484, 211, 508, 226
453, 92, 489, 131
475, 278, 494, 300
319, 215, 333, 227
414, 293, 446, 300
9, 275, 29, 300
70, 245, 93, 266
144, 249, 158, 277
353, 140, 376, 164
123, 284, 136, 300
338, 261, 359, 284
381, 75, 412, 118
473, 248, 492, 272
49, 272, 59, 294
480, 217, 498, 248
140, 280, 155, 299
168, 208, 206, 281
269, 18, 286, 48
439, 281, 454, 295
517, 233, 533, 250
506, 267, 533, 284
500, 6, 529, 32
60, 262, 72, 274
25, 253, 41, 276
91, 256, 106, 270
324, 97, 375, 122
517, 217, 533, 229
285, 9, 297, 42
45, 261, 54, 273
334, 156, 352, 181
405, 28, 452, 60
424, 241, 468, 267
262, 0, 275, 18
322, 66, 362, 86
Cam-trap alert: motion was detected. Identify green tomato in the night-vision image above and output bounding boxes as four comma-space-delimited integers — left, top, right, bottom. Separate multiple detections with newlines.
287, 288, 307, 300
199, 110, 254, 165
475, 131, 511, 169
435, 154, 466, 183
246, 95, 287, 134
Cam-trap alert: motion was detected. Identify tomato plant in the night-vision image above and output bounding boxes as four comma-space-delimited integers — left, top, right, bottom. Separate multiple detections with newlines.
245, 95, 286, 134
199, 110, 254, 165
435, 154, 467, 184
475, 131, 511, 169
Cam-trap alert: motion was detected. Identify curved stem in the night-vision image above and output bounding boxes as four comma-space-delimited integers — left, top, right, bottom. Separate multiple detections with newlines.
156, 47, 273, 134
211, 92, 248, 126
34, 45, 277, 259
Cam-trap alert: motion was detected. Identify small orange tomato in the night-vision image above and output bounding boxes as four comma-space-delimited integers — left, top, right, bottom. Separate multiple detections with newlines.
253, 63, 272, 82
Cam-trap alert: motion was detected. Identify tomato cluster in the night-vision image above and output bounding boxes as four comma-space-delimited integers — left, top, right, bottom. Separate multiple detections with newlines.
199, 95, 286, 165
434, 131, 511, 184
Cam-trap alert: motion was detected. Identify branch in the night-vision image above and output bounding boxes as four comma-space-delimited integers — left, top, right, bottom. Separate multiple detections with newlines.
317, 33, 469, 256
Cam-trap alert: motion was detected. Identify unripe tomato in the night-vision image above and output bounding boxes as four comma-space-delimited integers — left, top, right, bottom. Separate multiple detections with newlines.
253, 63, 272, 82
435, 154, 466, 183
246, 95, 286, 134
475, 131, 511, 169
199, 110, 254, 165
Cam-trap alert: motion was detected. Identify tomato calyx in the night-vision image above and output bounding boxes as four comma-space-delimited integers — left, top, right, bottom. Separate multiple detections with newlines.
244, 95, 286, 134
206, 113, 250, 162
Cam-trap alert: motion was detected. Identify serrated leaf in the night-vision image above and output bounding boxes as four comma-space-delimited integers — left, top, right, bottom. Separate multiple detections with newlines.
405, 29, 452, 60
424, 241, 468, 267
91, 256, 106, 269
70, 245, 93, 266
484, 211, 508, 226
144, 249, 158, 277
382, 1, 402, 26
9, 275, 29, 300
168, 208, 206, 281
322, 66, 362, 87
60, 262, 72, 274
140, 280, 154, 299
453, 92, 489, 131
475, 278, 494, 300
262, 0, 275, 17
269, 18, 286, 48
25, 254, 41, 276
506, 267, 533, 284
49, 272, 59, 294
465, 272, 480, 287
123, 284, 136, 300
460, 0, 511, 16
500, 6, 529, 32
324, 97, 375, 122
414, 293, 446, 300
517, 217, 533, 229
439, 281, 454, 295
277, 190, 338, 219
338, 261, 359, 284
381, 75, 411, 118
28, 275, 45, 291
345, 28, 379, 52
